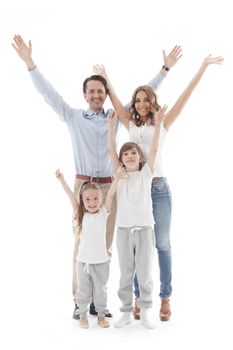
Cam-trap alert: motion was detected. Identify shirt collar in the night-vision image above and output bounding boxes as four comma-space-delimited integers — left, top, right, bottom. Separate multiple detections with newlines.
84, 108, 108, 119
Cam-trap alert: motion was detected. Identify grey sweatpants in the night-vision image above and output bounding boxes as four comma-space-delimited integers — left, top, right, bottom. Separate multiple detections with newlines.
76, 261, 110, 317
116, 226, 155, 312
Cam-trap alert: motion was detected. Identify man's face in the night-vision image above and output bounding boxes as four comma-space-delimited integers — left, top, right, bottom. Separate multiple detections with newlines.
84, 80, 107, 113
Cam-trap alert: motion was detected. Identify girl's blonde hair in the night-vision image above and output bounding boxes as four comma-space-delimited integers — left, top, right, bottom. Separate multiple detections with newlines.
129, 85, 161, 127
73, 182, 102, 238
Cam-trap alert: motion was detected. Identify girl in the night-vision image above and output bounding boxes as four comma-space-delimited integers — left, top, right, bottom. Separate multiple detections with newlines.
94, 54, 224, 321
108, 107, 167, 329
55, 170, 123, 329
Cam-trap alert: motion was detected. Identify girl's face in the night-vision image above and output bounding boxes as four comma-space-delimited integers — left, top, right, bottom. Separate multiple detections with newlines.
134, 90, 152, 118
82, 188, 102, 213
121, 147, 140, 172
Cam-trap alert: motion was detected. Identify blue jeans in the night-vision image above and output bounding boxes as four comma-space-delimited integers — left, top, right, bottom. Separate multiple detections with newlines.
134, 177, 172, 299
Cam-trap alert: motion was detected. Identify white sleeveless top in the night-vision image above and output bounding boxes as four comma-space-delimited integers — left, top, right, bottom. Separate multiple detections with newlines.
128, 121, 167, 177
116, 163, 154, 227
77, 206, 110, 264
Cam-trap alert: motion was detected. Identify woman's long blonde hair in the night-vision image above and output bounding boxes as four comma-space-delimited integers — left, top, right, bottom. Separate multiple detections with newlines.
129, 85, 161, 127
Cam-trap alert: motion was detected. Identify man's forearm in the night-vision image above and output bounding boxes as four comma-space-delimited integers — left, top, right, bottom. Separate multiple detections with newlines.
24, 57, 36, 71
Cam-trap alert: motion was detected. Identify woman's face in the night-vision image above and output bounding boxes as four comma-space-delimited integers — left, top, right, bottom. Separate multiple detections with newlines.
134, 90, 151, 118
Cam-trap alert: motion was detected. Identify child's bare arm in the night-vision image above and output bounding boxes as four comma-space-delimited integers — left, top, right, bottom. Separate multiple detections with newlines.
108, 111, 121, 172
104, 166, 128, 212
55, 169, 78, 212
147, 105, 168, 172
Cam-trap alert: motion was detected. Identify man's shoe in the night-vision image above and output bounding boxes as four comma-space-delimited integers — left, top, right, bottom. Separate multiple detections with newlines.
89, 302, 98, 316
133, 299, 140, 320
159, 298, 171, 321
89, 302, 113, 318
73, 304, 80, 320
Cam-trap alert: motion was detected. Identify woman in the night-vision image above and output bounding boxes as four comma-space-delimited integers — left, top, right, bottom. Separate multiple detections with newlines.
94, 53, 224, 321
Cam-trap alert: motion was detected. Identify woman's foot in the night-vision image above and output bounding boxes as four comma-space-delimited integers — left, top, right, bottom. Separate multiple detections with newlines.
79, 316, 89, 329
114, 312, 133, 328
97, 316, 110, 328
133, 299, 140, 320
140, 308, 156, 329
159, 298, 171, 321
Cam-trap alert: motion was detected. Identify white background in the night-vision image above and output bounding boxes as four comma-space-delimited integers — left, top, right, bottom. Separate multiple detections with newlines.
0, 0, 233, 349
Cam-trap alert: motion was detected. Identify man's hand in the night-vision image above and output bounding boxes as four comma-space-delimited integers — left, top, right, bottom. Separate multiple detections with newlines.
12, 35, 36, 70
163, 45, 183, 69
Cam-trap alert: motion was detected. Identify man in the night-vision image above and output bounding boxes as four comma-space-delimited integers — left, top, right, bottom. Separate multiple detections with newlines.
12, 34, 181, 319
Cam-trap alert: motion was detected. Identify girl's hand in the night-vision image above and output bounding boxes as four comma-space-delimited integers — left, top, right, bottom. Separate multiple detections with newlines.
153, 104, 168, 125
55, 169, 64, 180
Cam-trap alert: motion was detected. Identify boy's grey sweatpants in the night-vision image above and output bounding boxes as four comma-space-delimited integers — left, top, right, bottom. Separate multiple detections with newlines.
116, 226, 155, 312
76, 261, 110, 316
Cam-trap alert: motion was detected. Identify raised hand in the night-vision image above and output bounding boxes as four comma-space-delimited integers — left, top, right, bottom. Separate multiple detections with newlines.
203, 55, 224, 66
55, 169, 64, 181
93, 64, 107, 78
115, 165, 128, 180
12, 35, 32, 60
163, 45, 183, 69
153, 105, 168, 125
12, 34, 36, 70
107, 110, 118, 126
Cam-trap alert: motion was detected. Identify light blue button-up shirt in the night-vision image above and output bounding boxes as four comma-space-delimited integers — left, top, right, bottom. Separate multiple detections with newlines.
30, 68, 165, 177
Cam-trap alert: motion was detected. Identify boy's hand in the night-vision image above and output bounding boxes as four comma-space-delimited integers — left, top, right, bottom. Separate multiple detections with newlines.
115, 165, 128, 180
152, 105, 168, 125
108, 110, 118, 125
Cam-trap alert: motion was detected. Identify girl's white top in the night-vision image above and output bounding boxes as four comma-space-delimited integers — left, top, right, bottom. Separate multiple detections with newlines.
116, 163, 154, 227
128, 121, 167, 177
77, 206, 110, 264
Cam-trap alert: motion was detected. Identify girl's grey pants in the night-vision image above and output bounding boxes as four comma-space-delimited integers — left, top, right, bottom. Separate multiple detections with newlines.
76, 261, 110, 317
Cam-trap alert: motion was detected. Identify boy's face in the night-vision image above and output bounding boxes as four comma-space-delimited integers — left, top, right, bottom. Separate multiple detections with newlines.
121, 148, 140, 172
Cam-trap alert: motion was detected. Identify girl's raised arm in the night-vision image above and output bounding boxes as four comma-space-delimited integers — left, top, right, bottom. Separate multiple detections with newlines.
55, 169, 78, 212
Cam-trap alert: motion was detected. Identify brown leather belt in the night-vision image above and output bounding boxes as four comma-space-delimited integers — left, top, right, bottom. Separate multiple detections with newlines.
76, 174, 113, 183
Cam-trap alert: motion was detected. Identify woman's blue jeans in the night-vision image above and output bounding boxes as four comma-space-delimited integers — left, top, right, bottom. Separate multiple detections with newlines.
134, 177, 172, 299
